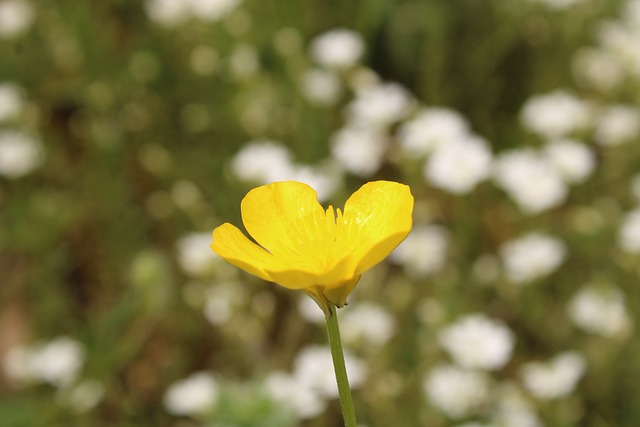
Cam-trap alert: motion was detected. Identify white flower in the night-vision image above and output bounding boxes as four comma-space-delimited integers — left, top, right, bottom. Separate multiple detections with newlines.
389, 225, 448, 278
300, 69, 343, 106
543, 139, 595, 184
0, 130, 44, 178
572, 48, 624, 92
309, 29, 365, 69
520, 90, 592, 139
145, 0, 191, 27
347, 82, 413, 128
597, 21, 640, 72
529, 0, 589, 10
3, 346, 33, 384
424, 136, 493, 194
631, 174, 640, 201
500, 232, 566, 284
189, 0, 240, 22
31, 337, 85, 387
424, 365, 490, 419
230, 140, 294, 184
568, 286, 631, 337
493, 149, 567, 214
177, 232, 218, 277
521, 351, 586, 400
618, 207, 640, 253
293, 345, 366, 399
285, 162, 341, 203
493, 383, 542, 427
439, 314, 515, 371
0, 82, 24, 122
4, 337, 86, 387
297, 295, 326, 324
594, 105, 640, 146
396, 107, 470, 156
228, 44, 259, 80
203, 281, 244, 325
264, 372, 326, 419
57, 379, 104, 413
0, 0, 34, 38
163, 372, 219, 416
339, 303, 395, 348
145, 0, 240, 27
330, 126, 387, 177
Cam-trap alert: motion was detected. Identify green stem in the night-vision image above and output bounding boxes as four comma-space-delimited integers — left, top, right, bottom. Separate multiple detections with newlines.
325, 303, 358, 427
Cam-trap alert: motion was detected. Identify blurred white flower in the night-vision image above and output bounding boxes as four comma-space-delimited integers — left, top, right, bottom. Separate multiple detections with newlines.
330, 126, 387, 177
145, 0, 191, 27
145, 0, 240, 27
203, 281, 244, 325
265, 372, 326, 419
594, 105, 640, 146
631, 174, 640, 201
389, 225, 448, 278
618, 207, 640, 253
529, 0, 589, 10
500, 232, 566, 284
230, 140, 294, 184
424, 136, 493, 194
347, 82, 413, 128
0, 130, 44, 178
597, 20, 640, 75
228, 44, 259, 80
493, 383, 542, 427
286, 162, 341, 203
4, 337, 85, 388
520, 90, 592, 139
163, 371, 219, 416
396, 107, 470, 157
543, 139, 595, 184
572, 48, 624, 92
177, 232, 218, 277
339, 303, 395, 348
0, 0, 34, 38
293, 345, 366, 399
424, 365, 490, 419
626, 0, 640, 26
568, 285, 632, 337
30, 337, 85, 387
297, 295, 326, 324
439, 314, 515, 371
472, 254, 501, 284
0, 82, 24, 122
189, 0, 240, 22
3, 346, 33, 384
493, 149, 567, 214
300, 69, 343, 106
57, 379, 104, 413
521, 351, 586, 400
309, 28, 365, 69
231, 141, 340, 201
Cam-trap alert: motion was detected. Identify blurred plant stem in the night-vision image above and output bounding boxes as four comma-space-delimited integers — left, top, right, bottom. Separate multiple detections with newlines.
325, 303, 358, 427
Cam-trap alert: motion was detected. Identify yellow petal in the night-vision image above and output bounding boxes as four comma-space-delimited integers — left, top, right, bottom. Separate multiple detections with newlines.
240, 181, 329, 269
342, 181, 413, 275
211, 223, 276, 283
211, 223, 328, 290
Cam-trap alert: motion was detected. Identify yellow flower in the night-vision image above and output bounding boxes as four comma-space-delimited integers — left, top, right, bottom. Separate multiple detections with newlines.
211, 180, 413, 313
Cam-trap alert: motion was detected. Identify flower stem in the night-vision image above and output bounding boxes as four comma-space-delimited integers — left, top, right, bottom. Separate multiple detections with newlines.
325, 302, 358, 427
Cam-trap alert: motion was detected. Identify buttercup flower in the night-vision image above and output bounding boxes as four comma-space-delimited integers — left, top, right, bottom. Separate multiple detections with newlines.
211, 181, 413, 312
